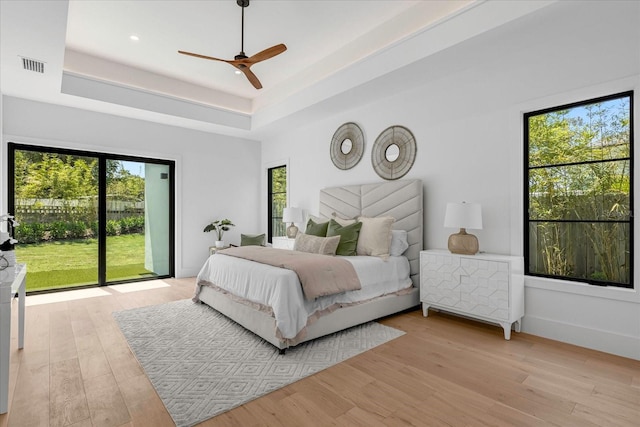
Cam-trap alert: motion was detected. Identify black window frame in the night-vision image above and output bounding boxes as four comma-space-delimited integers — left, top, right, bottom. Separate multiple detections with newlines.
523, 91, 634, 289
267, 165, 287, 244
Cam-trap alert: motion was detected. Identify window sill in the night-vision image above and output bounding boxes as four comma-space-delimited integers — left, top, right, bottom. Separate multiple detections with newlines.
525, 275, 639, 304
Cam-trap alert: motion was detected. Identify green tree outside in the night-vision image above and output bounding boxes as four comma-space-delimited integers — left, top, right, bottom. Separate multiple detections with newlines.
270, 166, 287, 237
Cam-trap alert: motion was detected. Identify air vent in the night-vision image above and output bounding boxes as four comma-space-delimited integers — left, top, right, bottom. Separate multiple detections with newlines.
21, 57, 45, 73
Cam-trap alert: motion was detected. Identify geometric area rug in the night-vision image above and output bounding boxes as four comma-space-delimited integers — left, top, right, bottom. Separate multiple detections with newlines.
113, 299, 405, 427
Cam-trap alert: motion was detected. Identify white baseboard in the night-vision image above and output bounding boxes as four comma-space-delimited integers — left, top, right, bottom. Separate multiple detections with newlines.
523, 315, 640, 361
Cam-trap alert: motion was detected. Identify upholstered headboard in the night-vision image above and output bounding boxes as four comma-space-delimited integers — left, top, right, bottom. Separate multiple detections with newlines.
318, 179, 423, 286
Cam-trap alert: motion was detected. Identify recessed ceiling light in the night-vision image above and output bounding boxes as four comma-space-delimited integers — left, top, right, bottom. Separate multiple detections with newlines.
130, 35, 140, 42
234, 70, 242, 75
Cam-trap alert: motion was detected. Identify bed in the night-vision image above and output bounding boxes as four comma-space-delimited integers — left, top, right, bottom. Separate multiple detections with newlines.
194, 179, 423, 352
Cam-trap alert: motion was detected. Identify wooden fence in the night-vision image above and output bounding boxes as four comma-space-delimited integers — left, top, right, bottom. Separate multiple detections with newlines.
15, 198, 144, 223
528, 221, 630, 284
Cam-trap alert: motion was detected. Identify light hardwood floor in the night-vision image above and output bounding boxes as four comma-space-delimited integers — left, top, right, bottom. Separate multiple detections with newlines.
1, 277, 638, 427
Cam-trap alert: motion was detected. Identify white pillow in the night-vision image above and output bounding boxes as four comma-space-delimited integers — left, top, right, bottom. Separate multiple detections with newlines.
307, 214, 328, 224
356, 216, 395, 258
294, 233, 340, 255
331, 212, 357, 226
390, 230, 409, 256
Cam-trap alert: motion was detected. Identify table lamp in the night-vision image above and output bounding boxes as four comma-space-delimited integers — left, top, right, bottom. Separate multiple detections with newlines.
282, 207, 303, 238
444, 202, 483, 255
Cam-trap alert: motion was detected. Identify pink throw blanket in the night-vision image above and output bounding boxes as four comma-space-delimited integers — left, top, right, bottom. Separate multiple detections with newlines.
219, 246, 361, 300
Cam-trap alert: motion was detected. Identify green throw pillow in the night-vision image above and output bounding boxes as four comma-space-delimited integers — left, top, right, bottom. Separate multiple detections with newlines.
326, 219, 362, 256
240, 233, 265, 246
305, 218, 329, 237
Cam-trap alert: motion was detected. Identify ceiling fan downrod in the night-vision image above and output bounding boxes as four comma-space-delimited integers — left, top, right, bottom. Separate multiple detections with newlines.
236, 0, 250, 60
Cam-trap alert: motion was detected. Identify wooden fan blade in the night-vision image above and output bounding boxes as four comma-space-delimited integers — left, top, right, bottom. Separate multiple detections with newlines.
246, 44, 287, 64
238, 66, 262, 89
178, 50, 230, 63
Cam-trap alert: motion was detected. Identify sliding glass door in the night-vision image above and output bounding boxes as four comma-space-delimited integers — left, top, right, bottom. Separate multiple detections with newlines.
105, 160, 171, 282
8, 144, 174, 292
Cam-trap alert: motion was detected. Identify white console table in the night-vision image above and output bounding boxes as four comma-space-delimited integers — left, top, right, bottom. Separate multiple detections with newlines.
420, 250, 524, 340
0, 264, 26, 414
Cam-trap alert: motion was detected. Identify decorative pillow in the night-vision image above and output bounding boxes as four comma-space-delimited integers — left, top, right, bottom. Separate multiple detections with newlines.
240, 233, 266, 246
304, 218, 329, 237
356, 216, 395, 258
390, 229, 409, 256
308, 214, 327, 224
331, 213, 357, 226
326, 219, 362, 256
294, 233, 340, 255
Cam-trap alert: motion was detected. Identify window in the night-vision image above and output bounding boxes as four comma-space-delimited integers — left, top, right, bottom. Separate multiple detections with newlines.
267, 165, 287, 243
524, 91, 633, 288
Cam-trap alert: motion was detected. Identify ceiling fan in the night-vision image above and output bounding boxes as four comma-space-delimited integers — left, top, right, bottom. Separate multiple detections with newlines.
178, 0, 287, 90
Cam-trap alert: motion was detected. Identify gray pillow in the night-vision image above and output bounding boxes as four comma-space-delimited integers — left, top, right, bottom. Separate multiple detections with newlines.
294, 233, 340, 255
240, 233, 265, 246
390, 230, 409, 256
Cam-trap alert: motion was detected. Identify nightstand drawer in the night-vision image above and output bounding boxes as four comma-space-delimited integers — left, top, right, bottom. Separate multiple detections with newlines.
272, 236, 295, 250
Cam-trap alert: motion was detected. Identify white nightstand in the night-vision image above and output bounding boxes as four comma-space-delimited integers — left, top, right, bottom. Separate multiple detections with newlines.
420, 249, 524, 340
272, 236, 295, 250
209, 245, 230, 256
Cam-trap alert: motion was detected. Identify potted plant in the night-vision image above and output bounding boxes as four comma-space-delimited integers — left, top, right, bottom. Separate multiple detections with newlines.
203, 219, 235, 248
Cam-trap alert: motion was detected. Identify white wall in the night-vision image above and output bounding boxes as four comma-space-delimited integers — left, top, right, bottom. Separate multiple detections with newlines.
260, 1, 640, 359
0, 96, 262, 278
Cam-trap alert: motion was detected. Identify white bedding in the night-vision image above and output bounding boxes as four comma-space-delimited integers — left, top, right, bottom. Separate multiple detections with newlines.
195, 253, 412, 340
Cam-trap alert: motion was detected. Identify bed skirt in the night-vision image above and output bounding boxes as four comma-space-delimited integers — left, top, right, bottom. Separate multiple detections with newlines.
197, 285, 419, 351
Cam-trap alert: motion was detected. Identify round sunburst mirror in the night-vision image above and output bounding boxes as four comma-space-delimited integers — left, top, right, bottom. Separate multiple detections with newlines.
372, 125, 417, 180
330, 122, 365, 170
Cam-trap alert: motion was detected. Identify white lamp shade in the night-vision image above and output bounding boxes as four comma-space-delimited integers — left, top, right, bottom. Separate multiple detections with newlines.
282, 207, 303, 223
444, 202, 483, 230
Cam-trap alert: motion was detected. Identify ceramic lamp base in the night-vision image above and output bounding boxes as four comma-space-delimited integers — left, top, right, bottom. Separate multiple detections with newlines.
448, 228, 479, 255
286, 224, 299, 239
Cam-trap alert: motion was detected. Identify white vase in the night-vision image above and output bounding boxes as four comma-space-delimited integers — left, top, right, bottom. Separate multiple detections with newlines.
215, 240, 225, 248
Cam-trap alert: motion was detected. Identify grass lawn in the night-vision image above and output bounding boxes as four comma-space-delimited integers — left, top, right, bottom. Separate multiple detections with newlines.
15, 233, 155, 291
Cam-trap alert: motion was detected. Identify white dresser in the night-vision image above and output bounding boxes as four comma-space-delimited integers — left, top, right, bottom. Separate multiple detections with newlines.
420, 249, 524, 340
